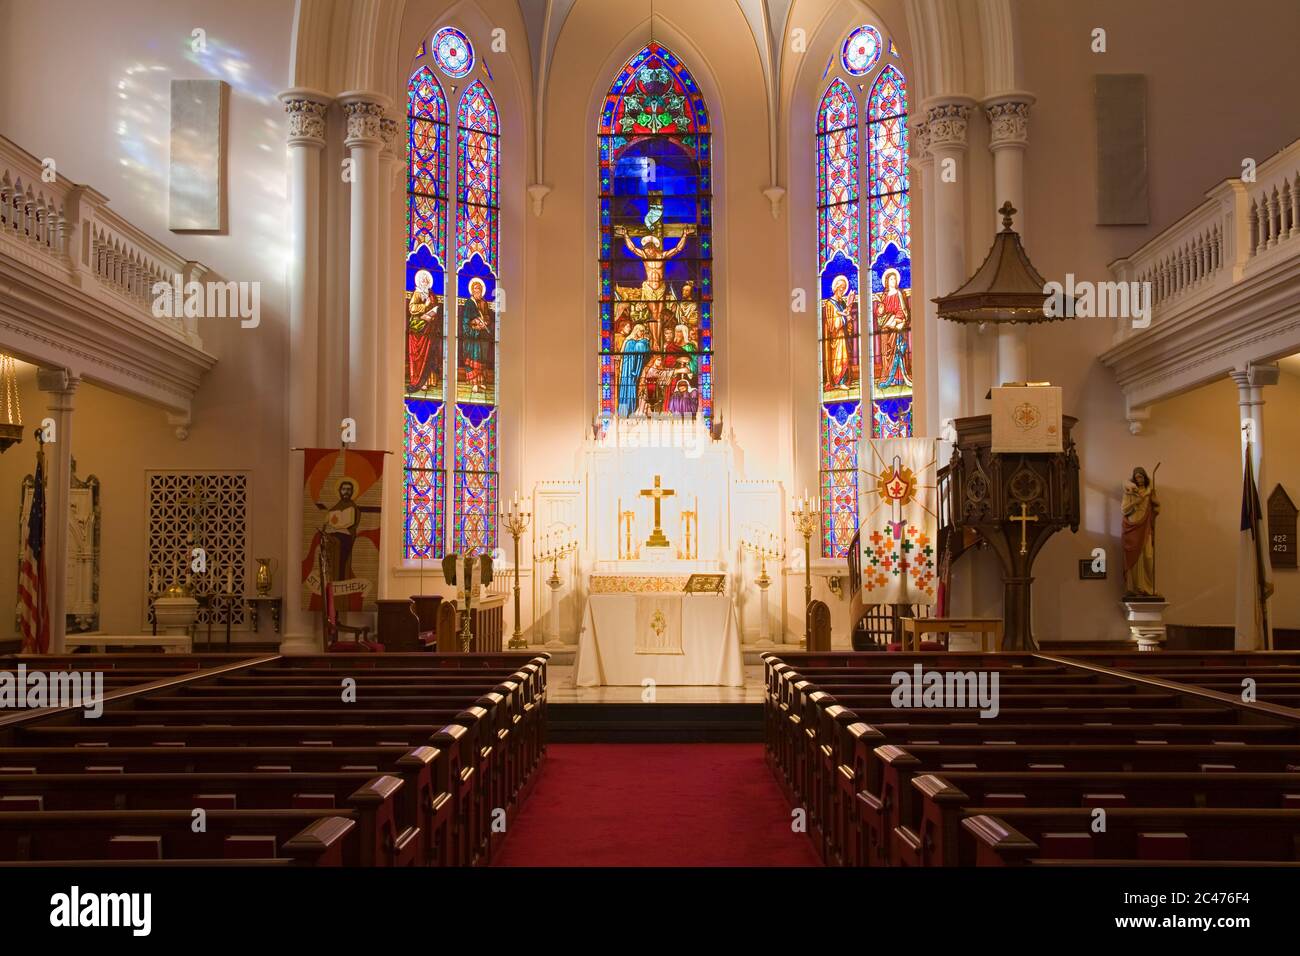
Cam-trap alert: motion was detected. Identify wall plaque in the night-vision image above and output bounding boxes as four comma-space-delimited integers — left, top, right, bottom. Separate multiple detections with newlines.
1268, 484, 1297, 569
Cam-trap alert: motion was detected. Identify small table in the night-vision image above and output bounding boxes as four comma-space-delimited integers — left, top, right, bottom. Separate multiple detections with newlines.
901, 617, 1004, 652
196, 593, 243, 648
246, 596, 284, 636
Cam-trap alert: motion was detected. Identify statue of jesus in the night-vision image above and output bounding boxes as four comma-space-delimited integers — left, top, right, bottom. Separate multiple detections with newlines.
617, 225, 694, 349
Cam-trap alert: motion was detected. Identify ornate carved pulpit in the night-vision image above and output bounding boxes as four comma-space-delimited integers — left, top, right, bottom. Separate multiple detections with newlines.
938, 414, 1080, 650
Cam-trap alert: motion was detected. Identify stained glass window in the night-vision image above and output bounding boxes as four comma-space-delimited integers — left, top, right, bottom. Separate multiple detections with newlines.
816, 78, 862, 558
432, 26, 474, 78
841, 25, 882, 76
403, 33, 500, 559
453, 79, 500, 554
866, 64, 912, 441
598, 43, 713, 427
816, 34, 912, 557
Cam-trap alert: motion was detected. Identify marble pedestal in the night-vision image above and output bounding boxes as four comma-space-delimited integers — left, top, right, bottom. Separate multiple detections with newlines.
1123, 597, 1168, 651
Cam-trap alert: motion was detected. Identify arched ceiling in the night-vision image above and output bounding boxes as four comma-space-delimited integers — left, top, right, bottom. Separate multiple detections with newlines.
286, 0, 1017, 200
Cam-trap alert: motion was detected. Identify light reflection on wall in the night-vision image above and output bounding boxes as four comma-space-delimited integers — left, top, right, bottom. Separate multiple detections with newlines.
112, 36, 288, 279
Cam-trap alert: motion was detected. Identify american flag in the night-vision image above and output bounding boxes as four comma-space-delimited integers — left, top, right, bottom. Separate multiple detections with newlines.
17, 439, 49, 655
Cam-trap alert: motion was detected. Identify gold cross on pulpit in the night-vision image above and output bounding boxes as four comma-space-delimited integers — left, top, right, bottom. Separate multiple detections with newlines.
640, 475, 675, 548
1010, 502, 1039, 556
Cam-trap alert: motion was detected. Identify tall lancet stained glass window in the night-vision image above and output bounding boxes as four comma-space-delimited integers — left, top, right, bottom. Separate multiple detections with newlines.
453, 79, 500, 555
402, 31, 501, 559
598, 43, 713, 427
816, 35, 912, 558
404, 64, 449, 559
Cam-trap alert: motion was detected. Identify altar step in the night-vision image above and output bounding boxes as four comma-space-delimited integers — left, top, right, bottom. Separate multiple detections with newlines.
548, 702, 762, 743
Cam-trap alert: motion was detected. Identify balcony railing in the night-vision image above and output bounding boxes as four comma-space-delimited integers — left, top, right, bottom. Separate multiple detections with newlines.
1108, 137, 1300, 339
1101, 137, 1300, 418
0, 134, 206, 351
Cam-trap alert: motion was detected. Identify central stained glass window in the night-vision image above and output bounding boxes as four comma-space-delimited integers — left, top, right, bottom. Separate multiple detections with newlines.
816, 29, 912, 558
598, 43, 713, 428
403, 29, 500, 559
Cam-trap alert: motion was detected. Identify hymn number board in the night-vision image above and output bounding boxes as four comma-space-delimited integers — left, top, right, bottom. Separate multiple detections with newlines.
1268, 485, 1297, 570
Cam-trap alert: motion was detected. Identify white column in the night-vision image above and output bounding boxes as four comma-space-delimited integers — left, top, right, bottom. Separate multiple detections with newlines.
377, 113, 401, 597
1232, 363, 1278, 649
908, 118, 939, 438
984, 94, 1034, 385
923, 98, 975, 434
339, 92, 390, 448
35, 368, 78, 654
278, 89, 330, 653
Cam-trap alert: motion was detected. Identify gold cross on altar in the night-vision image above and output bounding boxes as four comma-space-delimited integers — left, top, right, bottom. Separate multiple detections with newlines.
1010, 502, 1039, 556
640, 475, 675, 548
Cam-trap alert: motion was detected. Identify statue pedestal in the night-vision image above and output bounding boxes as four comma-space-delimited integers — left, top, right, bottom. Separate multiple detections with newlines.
754, 573, 773, 646
545, 570, 566, 649
1123, 597, 1168, 651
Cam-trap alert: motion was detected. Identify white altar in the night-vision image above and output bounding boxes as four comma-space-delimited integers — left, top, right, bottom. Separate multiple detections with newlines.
532, 418, 787, 674
575, 591, 742, 687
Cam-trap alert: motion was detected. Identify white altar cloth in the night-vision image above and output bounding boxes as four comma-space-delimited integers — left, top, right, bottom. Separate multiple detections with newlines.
575, 593, 743, 687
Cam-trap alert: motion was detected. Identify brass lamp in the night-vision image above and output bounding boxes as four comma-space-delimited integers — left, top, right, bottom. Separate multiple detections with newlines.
0, 355, 23, 453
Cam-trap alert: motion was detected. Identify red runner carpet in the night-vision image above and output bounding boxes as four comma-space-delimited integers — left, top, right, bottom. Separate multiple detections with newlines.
494, 743, 822, 867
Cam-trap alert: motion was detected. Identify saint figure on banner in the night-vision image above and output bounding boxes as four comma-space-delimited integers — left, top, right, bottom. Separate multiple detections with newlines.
874, 268, 912, 390
1122, 466, 1161, 597
822, 274, 857, 392
318, 480, 362, 582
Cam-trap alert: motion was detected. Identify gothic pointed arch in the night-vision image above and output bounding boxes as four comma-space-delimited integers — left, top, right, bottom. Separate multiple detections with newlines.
598, 42, 714, 428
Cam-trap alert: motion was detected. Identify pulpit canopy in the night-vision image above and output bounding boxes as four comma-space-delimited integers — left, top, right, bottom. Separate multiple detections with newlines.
934, 202, 1076, 325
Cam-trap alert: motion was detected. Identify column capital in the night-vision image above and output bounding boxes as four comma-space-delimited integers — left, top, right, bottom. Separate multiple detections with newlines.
278, 88, 331, 149
907, 118, 932, 168
339, 91, 391, 149
379, 114, 402, 159
1231, 362, 1280, 391
983, 92, 1035, 150
922, 97, 976, 151
36, 367, 80, 395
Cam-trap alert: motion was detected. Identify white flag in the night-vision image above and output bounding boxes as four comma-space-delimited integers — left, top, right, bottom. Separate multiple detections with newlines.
857, 437, 938, 606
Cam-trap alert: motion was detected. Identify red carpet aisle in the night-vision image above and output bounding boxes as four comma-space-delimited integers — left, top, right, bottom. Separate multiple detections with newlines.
494, 743, 822, 866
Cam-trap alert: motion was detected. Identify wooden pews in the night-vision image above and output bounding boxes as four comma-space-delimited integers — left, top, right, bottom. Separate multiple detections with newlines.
0, 652, 548, 867
764, 650, 1300, 867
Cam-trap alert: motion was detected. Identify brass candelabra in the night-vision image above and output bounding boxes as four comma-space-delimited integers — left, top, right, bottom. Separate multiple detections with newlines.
741, 537, 782, 589
500, 493, 532, 650
536, 528, 578, 584
791, 493, 820, 649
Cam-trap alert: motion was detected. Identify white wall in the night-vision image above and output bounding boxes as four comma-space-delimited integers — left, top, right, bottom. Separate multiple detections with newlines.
1010, 0, 1300, 638
0, 0, 296, 639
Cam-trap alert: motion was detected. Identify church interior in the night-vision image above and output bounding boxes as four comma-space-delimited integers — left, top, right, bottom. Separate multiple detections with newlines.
1, 0, 1299, 901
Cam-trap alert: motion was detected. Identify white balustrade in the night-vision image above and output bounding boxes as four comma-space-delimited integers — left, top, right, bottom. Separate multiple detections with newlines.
1109, 138, 1300, 340
0, 134, 205, 350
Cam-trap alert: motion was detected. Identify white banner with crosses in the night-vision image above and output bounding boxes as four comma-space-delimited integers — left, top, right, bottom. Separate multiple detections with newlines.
857, 437, 939, 606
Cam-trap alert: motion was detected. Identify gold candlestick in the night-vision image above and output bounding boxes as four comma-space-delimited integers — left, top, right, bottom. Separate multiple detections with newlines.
791, 495, 820, 649
621, 510, 636, 560
500, 494, 532, 650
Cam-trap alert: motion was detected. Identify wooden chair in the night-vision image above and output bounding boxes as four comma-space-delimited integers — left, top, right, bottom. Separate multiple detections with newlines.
806, 600, 832, 652
318, 535, 380, 652
435, 601, 460, 652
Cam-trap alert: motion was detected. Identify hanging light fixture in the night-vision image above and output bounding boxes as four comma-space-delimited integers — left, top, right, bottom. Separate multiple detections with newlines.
934, 201, 1078, 324
0, 354, 23, 453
